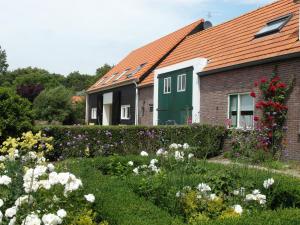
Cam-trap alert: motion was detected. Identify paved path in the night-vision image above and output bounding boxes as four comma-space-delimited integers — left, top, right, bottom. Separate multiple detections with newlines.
208, 158, 300, 179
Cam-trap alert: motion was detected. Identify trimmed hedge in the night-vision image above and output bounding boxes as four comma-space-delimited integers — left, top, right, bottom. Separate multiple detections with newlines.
36, 125, 226, 160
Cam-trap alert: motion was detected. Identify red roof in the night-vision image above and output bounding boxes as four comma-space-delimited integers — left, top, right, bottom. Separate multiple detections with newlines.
141, 0, 300, 86
87, 19, 204, 92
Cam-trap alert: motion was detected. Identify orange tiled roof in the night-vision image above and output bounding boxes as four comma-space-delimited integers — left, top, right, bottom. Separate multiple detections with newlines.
87, 19, 204, 92
140, 0, 300, 86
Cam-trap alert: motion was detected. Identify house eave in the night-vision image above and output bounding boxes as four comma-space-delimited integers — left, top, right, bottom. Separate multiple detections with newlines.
86, 79, 138, 94
198, 52, 300, 76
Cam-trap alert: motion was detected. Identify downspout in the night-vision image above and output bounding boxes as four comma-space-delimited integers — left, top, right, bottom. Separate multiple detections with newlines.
133, 81, 139, 125
85, 92, 89, 125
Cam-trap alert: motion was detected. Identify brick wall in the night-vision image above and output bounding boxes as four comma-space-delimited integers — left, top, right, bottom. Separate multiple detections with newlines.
200, 57, 300, 160
138, 85, 154, 125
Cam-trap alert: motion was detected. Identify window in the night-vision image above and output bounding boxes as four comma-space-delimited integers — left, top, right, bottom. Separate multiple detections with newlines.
105, 72, 118, 84
115, 68, 130, 81
127, 63, 147, 78
228, 93, 254, 129
255, 14, 292, 38
164, 77, 171, 94
121, 105, 130, 120
177, 74, 186, 92
91, 108, 97, 119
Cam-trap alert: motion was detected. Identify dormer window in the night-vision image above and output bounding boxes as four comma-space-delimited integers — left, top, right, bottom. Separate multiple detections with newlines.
255, 14, 292, 38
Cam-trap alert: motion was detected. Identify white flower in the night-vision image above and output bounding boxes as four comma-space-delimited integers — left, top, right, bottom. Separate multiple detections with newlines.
42, 214, 62, 225
245, 190, 266, 205
140, 151, 148, 157
8, 217, 16, 225
209, 194, 217, 201
39, 180, 52, 190
0, 156, 6, 162
57, 209, 67, 218
0, 199, 3, 207
197, 183, 211, 192
233, 205, 243, 215
150, 159, 158, 165
174, 151, 184, 161
252, 189, 261, 195
156, 148, 165, 156
84, 194, 95, 203
127, 161, 134, 166
22, 214, 41, 225
48, 172, 59, 185
263, 178, 274, 189
64, 174, 82, 193
188, 153, 194, 159
0, 175, 12, 186
5, 206, 17, 218
15, 195, 33, 206
183, 143, 190, 149
28, 151, 37, 160
183, 186, 191, 191
176, 191, 181, 197
47, 164, 55, 172
169, 143, 179, 149
0, 210, 2, 223
133, 167, 139, 175
57, 173, 70, 185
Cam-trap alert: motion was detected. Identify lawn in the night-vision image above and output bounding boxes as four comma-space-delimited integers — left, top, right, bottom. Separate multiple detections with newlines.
59, 154, 300, 225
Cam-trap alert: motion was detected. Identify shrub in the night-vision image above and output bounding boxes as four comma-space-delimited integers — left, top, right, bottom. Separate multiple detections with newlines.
33, 86, 73, 123
0, 88, 34, 142
36, 125, 226, 160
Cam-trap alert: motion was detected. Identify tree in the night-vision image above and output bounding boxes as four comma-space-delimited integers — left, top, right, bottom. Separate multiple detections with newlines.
64, 71, 94, 92
95, 64, 112, 81
33, 86, 73, 123
0, 88, 34, 141
0, 46, 8, 75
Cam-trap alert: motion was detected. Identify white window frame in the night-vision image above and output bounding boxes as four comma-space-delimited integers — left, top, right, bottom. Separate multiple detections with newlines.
163, 77, 171, 94
227, 93, 254, 129
121, 105, 130, 120
91, 108, 97, 119
115, 69, 130, 81
105, 72, 118, 83
177, 74, 186, 92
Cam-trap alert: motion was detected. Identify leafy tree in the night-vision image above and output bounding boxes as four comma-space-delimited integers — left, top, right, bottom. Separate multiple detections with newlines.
95, 64, 112, 81
33, 86, 73, 123
0, 88, 34, 141
16, 84, 44, 102
64, 71, 94, 92
0, 46, 8, 75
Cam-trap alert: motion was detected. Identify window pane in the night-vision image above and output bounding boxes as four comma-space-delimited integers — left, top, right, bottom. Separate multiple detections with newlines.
240, 94, 253, 128
240, 94, 253, 111
182, 75, 186, 90
229, 95, 238, 127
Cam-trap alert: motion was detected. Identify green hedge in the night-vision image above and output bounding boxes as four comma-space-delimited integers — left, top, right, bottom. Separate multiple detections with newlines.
36, 125, 226, 160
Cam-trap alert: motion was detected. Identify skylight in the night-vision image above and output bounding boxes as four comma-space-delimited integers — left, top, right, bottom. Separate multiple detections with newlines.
127, 63, 147, 78
115, 68, 130, 81
105, 72, 118, 84
255, 14, 292, 38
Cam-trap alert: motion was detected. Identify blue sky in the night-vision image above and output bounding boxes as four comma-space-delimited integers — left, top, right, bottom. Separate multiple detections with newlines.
0, 0, 275, 75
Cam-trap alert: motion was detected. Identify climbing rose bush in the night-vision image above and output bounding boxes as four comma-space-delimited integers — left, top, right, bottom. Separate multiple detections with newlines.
0, 132, 102, 225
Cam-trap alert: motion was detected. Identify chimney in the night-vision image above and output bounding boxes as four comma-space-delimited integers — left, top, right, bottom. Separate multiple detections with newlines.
295, 0, 300, 40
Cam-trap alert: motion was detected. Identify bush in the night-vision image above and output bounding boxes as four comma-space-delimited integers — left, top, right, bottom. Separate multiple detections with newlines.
33, 86, 73, 123
0, 88, 34, 142
36, 125, 226, 160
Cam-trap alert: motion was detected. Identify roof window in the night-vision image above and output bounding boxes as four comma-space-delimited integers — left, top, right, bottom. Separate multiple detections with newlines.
105, 72, 118, 84
255, 14, 292, 38
127, 63, 147, 78
115, 68, 130, 81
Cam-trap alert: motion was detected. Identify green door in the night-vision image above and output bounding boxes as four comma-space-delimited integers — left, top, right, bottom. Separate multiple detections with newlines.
158, 67, 193, 125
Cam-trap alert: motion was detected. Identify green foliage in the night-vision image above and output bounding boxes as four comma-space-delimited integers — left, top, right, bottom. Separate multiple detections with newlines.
33, 86, 73, 123
95, 64, 112, 81
0, 45, 8, 75
0, 87, 34, 141
35, 125, 226, 160
64, 71, 94, 92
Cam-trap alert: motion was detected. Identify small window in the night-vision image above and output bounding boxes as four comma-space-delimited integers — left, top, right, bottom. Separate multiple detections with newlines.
228, 93, 254, 129
105, 72, 118, 84
127, 63, 147, 78
91, 108, 97, 119
121, 105, 130, 120
115, 68, 130, 81
177, 74, 186, 92
149, 104, 153, 112
255, 14, 292, 38
164, 77, 171, 94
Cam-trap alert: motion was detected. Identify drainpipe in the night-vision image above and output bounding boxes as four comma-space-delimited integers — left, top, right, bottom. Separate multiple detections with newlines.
85, 92, 89, 125
295, 1, 300, 40
133, 81, 139, 125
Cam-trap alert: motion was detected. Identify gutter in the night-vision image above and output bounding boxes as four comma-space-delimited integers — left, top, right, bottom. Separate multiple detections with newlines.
198, 52, 300, 76
86, 79, 137, 94
133, 80, 139, 125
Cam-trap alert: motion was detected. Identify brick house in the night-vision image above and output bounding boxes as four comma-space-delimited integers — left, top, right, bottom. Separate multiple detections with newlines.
141, 0, 299, 159
85, 19, 206, 125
